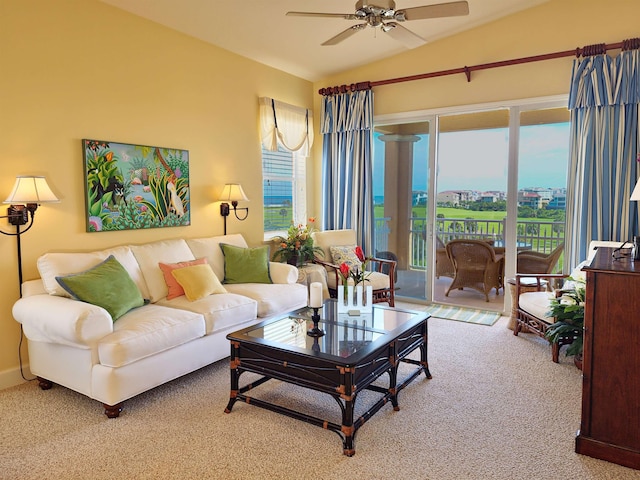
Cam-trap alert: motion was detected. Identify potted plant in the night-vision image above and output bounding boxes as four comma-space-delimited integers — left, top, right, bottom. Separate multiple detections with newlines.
271, 218, 323, 266
545, 278, 585, 369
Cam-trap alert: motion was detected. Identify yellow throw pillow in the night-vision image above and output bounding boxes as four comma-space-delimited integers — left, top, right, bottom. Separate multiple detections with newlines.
171, 264, 227, 301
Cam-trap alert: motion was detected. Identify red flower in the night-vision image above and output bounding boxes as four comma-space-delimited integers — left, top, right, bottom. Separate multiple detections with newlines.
354, 246, 365, 262
339, 262, 350, 279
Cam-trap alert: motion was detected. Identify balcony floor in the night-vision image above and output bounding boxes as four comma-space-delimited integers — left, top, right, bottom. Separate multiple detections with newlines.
394, 269, 506, 312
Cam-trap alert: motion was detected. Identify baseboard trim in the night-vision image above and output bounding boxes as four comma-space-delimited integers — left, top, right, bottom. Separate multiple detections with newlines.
0, 364, 33, 390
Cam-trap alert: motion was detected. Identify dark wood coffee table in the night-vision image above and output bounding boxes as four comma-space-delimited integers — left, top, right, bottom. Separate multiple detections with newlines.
224, 300, 431, 456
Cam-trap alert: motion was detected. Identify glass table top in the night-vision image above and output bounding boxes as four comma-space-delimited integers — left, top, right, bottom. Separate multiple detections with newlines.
242, 301, 426, 358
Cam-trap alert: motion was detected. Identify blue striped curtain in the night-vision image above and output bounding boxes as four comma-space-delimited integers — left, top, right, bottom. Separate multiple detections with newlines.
320, 90, 375, 256
566, 44, 640, 266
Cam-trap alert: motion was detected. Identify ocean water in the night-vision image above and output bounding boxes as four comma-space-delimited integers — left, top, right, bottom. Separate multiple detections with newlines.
264, 195, 292, 206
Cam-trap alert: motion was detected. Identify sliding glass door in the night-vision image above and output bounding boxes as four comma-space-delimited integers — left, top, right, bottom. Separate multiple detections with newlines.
372, 98, 570, 311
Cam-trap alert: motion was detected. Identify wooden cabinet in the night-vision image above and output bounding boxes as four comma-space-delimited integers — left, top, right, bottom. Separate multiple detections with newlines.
576, 247, 640, 470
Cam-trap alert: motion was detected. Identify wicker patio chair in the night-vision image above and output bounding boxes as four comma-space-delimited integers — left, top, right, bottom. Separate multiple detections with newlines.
436, 236, 455, 279
445, 239, 504, 302
517, 242, 564, 274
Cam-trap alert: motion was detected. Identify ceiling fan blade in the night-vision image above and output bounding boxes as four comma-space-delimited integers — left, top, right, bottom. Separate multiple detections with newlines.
383, 23, 426, 49
321, 24, 367, 46
399, 1, 469, 21
286, 11, 358, 20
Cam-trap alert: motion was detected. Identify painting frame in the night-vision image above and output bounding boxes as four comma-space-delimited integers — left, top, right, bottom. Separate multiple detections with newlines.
82, 139, 190, 232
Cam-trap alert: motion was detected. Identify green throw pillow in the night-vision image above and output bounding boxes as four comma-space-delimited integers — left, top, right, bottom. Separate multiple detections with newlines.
56, 255, 146, 321
220, 243, 272, 284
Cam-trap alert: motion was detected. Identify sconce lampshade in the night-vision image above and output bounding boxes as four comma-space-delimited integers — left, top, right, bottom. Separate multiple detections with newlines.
4, 176, 59, 204
631, 178, 640, 201
219, 183, 249, 203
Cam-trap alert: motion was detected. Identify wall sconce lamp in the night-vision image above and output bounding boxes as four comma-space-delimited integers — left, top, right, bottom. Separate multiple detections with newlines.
1, 176, 59, 293
219, 183, 249, 235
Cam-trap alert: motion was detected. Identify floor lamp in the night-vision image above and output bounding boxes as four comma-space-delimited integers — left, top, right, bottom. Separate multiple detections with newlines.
219, 183, 249, 235
1, 176, 59, 296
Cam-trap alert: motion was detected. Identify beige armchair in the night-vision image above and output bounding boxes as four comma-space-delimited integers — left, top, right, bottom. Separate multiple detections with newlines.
445, 239, 504, 302
513, 273, 576, 362
311, 229, 396, 307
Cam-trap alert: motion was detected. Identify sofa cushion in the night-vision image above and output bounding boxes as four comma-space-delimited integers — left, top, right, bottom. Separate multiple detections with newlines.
37, 246, 149, 299
220, 244, 272, 284
157, 294, 258, 334
224, 283, 308, 317
98, 304, 205, 368
56, 256, 146, 321
131, 239, 196, 303
171, 264, 227, 301
186, 234, 248, 281
519, 291, 556, 323
159, 258, 208, 300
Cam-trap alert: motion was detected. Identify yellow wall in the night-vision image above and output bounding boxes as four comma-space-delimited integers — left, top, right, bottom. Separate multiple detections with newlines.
0, 0, 312, 385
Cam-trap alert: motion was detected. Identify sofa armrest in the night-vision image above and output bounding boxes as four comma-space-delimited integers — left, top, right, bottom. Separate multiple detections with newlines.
13, 295, 113, 348
269, 262, 298, 284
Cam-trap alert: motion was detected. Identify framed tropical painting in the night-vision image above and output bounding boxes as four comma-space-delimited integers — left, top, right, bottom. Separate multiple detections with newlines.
82, 139, 190, 232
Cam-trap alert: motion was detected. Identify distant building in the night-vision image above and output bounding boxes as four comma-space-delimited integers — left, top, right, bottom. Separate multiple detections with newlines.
547, 192, 566, 209
518, 191, 542, 208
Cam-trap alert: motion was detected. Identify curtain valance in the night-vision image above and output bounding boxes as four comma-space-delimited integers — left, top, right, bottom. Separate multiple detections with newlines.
259, 97, 313, 156
321, 90, 373, 134
569, 48, 640, 109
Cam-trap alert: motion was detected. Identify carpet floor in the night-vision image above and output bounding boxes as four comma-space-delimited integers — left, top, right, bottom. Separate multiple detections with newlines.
1, 305, 639, 480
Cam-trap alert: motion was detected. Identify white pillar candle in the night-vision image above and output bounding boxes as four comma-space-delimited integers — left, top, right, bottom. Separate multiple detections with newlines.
309, 282, 323, 308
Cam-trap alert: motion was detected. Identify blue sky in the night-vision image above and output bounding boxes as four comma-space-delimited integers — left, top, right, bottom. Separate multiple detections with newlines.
373, 123, 570, 195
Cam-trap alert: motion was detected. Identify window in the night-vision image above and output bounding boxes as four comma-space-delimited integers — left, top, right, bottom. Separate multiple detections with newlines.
259, 97, 313, 238
262, 146, 306, 236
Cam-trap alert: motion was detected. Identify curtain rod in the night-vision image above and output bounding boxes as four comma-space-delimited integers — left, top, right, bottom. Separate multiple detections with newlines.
318, 38, 640, 96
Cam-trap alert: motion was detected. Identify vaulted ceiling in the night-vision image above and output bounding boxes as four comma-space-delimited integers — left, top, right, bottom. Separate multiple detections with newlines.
100, 0, 549, 81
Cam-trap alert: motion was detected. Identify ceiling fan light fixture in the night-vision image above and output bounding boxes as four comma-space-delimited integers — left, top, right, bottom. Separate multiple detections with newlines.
289, 0, 469, 47
394, 11, 407, 21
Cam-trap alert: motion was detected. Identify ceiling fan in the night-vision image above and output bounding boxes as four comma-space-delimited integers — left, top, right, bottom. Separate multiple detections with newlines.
286, 0, 469, 48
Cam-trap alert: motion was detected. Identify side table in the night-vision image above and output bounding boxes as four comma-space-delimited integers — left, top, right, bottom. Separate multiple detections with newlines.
506, 277, 547, 331
296, 263, 330, 299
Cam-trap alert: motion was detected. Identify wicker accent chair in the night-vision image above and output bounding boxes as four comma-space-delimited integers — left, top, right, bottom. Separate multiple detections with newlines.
435, 236, 455, 279
517, 243, 564, 274
513, 273, 578, 362
311, 229, 396, 307
445, 239, 504, 302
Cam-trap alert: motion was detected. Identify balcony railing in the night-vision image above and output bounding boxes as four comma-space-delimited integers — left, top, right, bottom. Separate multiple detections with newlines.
374, 217, 565, 270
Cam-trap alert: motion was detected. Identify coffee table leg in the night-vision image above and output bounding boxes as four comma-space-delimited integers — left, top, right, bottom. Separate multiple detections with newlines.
341, 397, 356, 456
340, 366, 357, 456
420, 343, 432, 379
224, 342, 240, 413
388, 366, 400, 411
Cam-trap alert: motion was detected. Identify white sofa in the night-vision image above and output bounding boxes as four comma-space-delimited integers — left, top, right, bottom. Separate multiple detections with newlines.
12, 234, 307, 417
